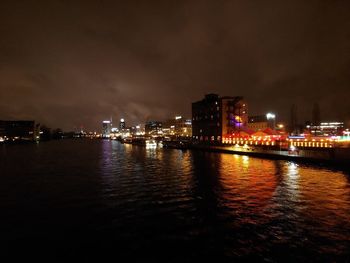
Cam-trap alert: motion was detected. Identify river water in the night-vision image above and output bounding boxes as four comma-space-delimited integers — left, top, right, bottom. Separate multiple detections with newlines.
1, 139, 349, 261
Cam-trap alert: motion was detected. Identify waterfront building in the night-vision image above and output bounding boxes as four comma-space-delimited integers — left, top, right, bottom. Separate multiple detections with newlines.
0, 120, 39, 141
177, 118, 192, 137
192, 94, 248, 143
121, 127, 131, 138
145, 121, 163, 136
102, 120, 112, 138
162, 116, 192, 138
130, 125, 144, 136
248, 113, 276, 132
307, 121, 344, 136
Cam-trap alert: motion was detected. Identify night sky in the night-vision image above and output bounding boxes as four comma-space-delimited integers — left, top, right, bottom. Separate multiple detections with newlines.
1, 0, 349, 131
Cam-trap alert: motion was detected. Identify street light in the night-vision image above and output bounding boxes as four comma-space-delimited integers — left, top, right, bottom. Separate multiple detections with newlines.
266, 113, 276, 129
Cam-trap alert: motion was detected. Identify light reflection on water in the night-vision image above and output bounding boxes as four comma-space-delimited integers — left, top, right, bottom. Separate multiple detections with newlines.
98, 141, 350, 260
1, 139, 349, 261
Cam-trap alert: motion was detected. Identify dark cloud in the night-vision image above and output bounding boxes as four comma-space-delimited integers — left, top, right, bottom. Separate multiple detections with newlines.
0, 0, 349, 131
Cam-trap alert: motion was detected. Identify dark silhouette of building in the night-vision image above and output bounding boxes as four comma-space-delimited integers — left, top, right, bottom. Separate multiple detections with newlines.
192, 94, 248, 143
0, 120, 39, 141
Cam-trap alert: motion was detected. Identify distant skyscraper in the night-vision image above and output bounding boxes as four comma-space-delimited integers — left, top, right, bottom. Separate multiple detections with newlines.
119, 118, 126, 130
102, 120, 112, 138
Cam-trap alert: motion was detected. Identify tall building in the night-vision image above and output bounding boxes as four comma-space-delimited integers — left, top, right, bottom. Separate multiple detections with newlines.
102, 120, 112, 138
119, 118, 126, 130
192, 94, 248, 143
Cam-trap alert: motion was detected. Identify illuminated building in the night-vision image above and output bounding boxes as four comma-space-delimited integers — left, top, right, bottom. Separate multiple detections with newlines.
102, 120, 112, 138
248, 113, 276, 131
192, 94, 248, 143
162, 116, 192, 138
145, 121, 162, 136
308, 122, 344, 136
119, 118, 126, 130
130, 125, 144, 136
0, 120, 39, 141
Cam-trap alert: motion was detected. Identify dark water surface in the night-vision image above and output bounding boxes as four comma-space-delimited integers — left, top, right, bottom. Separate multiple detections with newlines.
1, 139, 350, 262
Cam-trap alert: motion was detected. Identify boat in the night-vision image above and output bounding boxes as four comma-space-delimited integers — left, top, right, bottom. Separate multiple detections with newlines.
145, 139, 157, 149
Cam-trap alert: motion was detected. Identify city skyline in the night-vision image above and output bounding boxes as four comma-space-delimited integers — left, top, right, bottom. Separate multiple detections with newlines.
1, 0, 350, 130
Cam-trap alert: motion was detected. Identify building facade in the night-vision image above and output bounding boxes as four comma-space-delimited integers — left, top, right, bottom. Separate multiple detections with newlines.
248, 114, 276, 132
162, 116, 192, 138
102, 120, 112, 138
145, 121, 162, 136
119, 118, 126, 130
308, 122, 344, 136
192, 94, 248, 143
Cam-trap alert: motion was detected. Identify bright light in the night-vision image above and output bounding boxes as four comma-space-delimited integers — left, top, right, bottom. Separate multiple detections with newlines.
266, 113, 276, 119
120, 118, 125, 122
175, 116, 182, 120
103, 120, 111, 124
146, 139, 157, 149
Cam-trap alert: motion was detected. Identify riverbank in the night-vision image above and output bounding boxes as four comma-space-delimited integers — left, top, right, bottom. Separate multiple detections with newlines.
163, 141, 350, 168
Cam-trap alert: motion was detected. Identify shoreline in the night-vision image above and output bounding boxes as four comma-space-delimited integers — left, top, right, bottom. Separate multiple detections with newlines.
163, 141, 350, 169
